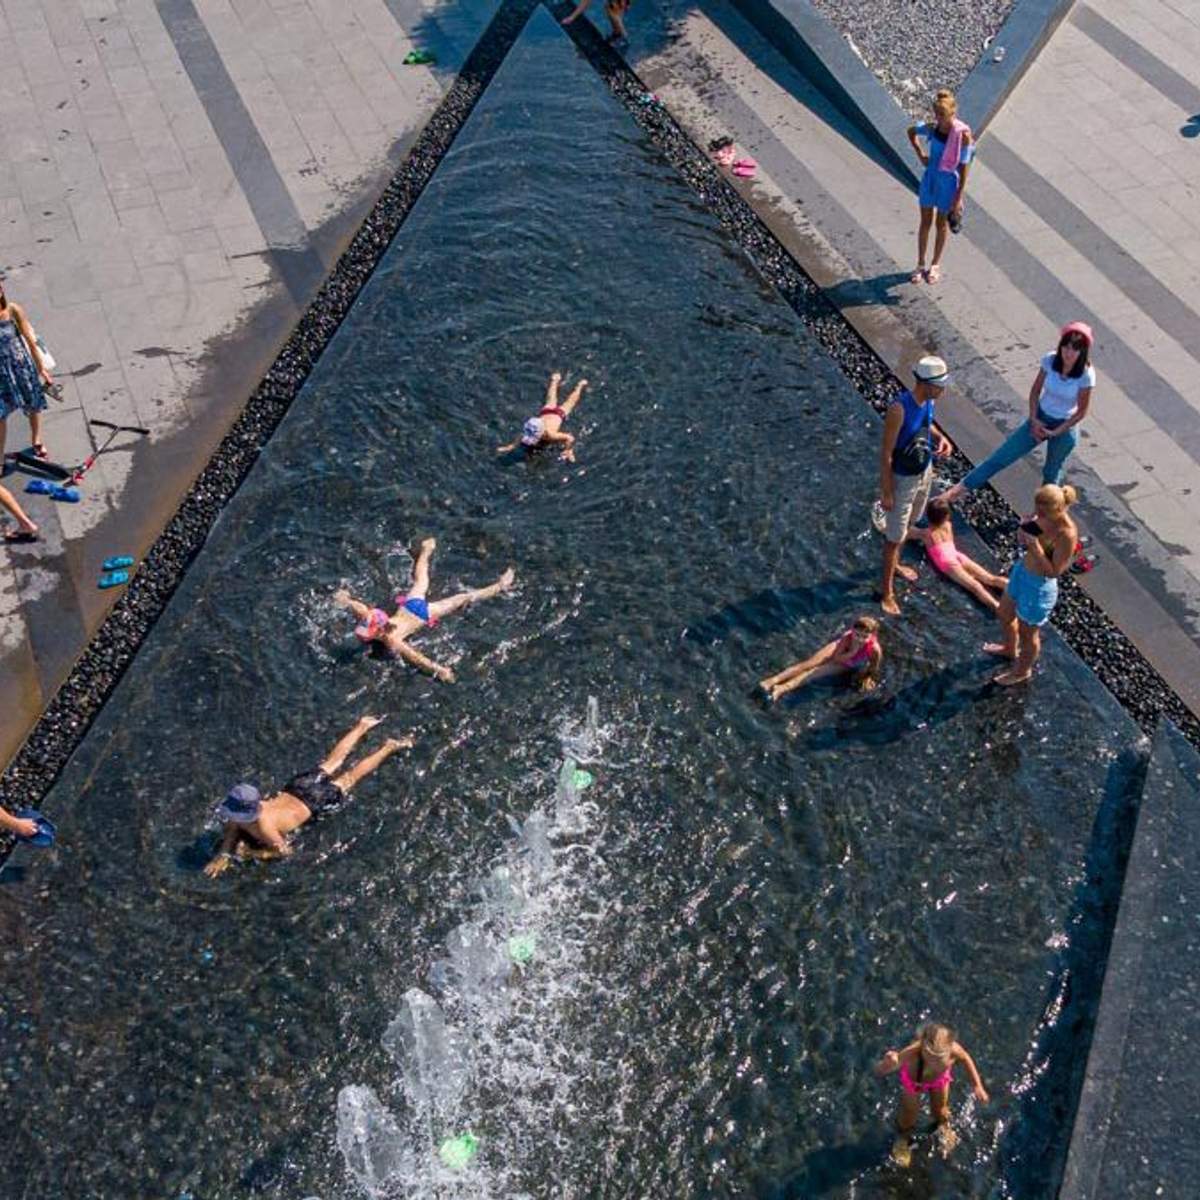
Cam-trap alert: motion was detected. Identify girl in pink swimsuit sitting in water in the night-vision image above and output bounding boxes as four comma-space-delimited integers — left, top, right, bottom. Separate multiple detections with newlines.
906, 497, 1008, 611
759, 615, 882, 702
875, 1021, 989, 1168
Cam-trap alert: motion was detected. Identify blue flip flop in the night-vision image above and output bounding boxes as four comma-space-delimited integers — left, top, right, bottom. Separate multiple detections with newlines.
49, 484, 80, 503
25, 479, 54, 495
102, 555, 134, 571
98, 570, 129, 589
14, 808, 56, 847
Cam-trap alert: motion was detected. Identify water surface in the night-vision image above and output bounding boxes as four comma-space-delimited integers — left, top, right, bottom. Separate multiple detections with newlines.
0, 11, 1139, 1198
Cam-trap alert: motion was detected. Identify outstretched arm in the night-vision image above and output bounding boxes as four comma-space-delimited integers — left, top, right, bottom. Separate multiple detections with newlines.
954, 1044, 989, 1103
562, 0, 591, 24
496, 438, 521, 455
875, 1040, 919, 1076
395, 639, 455, 683
203, 825, 242, 878
543, 428, 576, 460
333, 587, 372, 621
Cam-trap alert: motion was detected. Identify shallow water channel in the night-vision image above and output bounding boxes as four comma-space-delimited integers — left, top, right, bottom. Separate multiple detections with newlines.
0, 10, 1140, 1199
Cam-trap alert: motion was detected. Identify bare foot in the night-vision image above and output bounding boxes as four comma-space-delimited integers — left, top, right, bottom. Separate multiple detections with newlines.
983, 642, 1016, 659
358, 715, 385, 730
578, 378, 588, 390
895, 563, 918, 582
498, 566, 516, 590
383, 735, 414, 751
550, 371, 562, 383
926, 263, 943, 284
419, 537, 436, 554
333, 587, 351, 606
880, 592, 901, 616
995, 669, 1032, 686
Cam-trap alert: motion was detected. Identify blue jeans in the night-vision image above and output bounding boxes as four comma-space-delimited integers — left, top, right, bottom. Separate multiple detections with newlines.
962, 415, 1079, 491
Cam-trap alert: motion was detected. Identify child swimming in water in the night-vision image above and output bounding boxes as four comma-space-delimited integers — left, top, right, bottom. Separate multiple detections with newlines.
334, 538, 515, 683
875, 1022, 989, 1168
759, 615, 882, 702
497, 371, 587, 462
907, 496, 1007, 611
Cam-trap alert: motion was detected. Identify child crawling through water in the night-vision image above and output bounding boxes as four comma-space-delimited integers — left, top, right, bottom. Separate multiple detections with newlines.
497, 371, 587, 462
334, 538, 514, 682
907, 496, 1007, 611
759, 615, 882, 702
875, 1022, 989, 1168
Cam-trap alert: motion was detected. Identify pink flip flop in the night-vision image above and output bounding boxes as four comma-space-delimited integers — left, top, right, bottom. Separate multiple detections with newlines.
732, 157, 757, 178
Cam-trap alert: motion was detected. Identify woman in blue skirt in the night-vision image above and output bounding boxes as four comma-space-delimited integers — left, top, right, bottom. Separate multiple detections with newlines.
0, 283, 54, 464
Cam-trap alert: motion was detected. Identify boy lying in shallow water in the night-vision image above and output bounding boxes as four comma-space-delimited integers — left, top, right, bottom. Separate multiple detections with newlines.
203, 715, 411, 877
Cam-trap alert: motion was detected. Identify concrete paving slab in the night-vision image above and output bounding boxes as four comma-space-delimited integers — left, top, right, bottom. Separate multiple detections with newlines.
0, 0, 498, 769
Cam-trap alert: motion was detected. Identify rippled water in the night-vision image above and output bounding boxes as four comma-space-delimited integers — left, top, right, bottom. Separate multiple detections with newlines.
0, 10, 1141, 1199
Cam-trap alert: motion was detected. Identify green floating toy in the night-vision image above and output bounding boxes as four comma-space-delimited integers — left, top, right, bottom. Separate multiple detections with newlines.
438, 1132, 478, 1170
508, 933, 536, 964
572, 769, 594, 791
403, 49, 437, 65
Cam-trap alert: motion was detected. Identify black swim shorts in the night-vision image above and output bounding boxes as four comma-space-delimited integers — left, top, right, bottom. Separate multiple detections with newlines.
283, 768, 345, 817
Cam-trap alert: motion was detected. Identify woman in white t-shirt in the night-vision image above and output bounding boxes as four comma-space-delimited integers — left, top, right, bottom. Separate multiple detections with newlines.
944, 322, 1095, 500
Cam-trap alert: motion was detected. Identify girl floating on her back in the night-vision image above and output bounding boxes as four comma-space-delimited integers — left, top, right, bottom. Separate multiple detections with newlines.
498, 371, 587, 462
905, 497, 1007, 611
875, 1022, 989, 1168
759, 616, 882, 702
334, 538, 514, 682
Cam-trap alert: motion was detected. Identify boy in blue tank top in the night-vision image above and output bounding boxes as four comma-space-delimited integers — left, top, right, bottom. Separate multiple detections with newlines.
878, 355, 954, 615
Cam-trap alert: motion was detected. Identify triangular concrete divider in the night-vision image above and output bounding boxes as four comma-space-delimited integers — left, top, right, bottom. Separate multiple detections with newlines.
1059, 719, 1200, 1199
726, 0, 1074, 174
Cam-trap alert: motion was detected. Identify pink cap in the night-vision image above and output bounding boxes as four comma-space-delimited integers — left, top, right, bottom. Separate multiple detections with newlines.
354, 607, 389, 642
1059, 321, 1093, 347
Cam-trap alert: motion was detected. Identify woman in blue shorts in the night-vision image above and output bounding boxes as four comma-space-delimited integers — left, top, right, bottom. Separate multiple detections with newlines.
907, 89, 973, 285
986, 484, 1078, 686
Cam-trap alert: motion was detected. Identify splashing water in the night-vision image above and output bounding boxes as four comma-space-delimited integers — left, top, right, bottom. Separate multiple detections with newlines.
336, 699, 617, 1197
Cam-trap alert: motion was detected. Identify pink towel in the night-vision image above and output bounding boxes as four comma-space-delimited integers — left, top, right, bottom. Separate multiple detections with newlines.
938, 118, 971, 174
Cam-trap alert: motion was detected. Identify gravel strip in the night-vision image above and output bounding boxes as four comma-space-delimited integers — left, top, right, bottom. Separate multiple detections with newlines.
810, 0, 1015, 119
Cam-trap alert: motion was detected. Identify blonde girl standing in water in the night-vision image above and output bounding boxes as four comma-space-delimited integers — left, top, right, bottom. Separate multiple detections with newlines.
875, 1022, 989, 1167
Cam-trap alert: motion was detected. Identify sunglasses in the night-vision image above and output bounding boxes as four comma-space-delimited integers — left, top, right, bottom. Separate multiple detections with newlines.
1062, 336, 1088, 350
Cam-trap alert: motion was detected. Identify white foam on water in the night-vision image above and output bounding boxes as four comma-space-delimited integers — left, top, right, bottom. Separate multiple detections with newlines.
336, 698, 622, 1198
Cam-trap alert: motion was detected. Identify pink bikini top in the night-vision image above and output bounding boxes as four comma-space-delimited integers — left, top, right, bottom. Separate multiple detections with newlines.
900, 1059, 953, 1095
841, 630, 878, 669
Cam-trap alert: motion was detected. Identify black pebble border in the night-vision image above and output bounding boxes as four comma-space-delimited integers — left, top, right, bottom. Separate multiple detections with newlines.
1, 1, 1195, 860
554, 7, 1200, 746
0, 0, 541, 856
